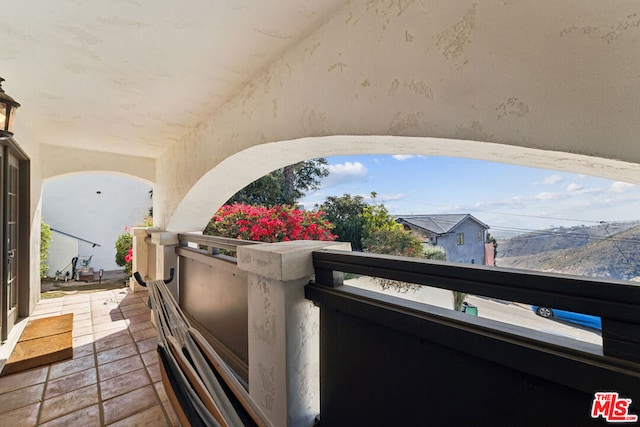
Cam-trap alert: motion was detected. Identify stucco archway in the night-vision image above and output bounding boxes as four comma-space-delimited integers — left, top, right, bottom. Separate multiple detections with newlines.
163, 135, 640, 231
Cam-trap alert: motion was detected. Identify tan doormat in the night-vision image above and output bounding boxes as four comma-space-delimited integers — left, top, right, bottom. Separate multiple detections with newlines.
1, 313, 74, 376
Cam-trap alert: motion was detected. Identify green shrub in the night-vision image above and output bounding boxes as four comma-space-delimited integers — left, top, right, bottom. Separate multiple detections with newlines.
115, 230, 133, 276
40, 219, 52, 278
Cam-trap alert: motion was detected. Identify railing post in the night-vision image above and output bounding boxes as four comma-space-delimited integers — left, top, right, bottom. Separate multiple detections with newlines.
129, 227, 151, 292
237, 240, 350, 427
150, 231, 179, 300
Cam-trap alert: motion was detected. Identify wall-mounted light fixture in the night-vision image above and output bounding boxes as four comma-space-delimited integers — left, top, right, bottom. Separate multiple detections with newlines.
0, 77, 21, 138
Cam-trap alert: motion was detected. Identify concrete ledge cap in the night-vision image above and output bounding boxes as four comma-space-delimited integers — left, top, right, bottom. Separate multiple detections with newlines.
237, 240, 351, 281
150, 231, 179, 246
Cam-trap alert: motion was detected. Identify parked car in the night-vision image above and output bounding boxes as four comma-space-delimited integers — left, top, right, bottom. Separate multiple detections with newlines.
531, 306, 602, 330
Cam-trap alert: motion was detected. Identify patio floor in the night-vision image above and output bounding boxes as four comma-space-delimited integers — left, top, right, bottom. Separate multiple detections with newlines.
0, 287, 178, 426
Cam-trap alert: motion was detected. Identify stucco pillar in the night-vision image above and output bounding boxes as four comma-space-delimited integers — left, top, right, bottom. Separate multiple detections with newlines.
129, 227, 151, 292
237, 240, 350, 427
150, 231, 179, 300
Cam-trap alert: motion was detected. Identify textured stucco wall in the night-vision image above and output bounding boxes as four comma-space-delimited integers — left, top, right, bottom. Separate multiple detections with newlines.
40, 145, 155, 184
155, 0, 640, 231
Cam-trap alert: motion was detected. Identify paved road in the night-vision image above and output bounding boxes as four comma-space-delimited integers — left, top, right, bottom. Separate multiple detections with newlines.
465, 295, 602, 345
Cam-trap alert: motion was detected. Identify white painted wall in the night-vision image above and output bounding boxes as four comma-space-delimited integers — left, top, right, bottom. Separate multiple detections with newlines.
42, 174, 152, 274
46, 232, 78, 279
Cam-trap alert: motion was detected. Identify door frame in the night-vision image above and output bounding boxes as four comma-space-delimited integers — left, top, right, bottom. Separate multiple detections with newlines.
0, 136, 30, 343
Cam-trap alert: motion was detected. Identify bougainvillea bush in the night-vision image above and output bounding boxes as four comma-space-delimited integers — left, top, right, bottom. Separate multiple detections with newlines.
115, 227, 133, 277
204, 204, 337, 242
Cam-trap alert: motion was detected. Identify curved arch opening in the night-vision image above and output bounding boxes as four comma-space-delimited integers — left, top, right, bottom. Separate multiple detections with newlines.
166, 135, 640, 232
41, 173, 153, 283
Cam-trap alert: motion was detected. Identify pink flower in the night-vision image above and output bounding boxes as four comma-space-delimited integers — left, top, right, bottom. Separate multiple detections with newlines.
124, 248, 133, 263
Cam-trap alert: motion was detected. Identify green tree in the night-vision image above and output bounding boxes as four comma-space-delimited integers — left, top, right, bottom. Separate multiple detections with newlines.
226, 159, 329, 207
40, 219, 53, 278
353, 194, 465, 308
362, 227, 425, 257
486, 232, 498, 265
360, 192, 402, 238
320, 194, 368, 251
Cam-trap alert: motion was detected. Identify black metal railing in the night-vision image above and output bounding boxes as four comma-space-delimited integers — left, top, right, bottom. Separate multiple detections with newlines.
306, 249, 640, 426
175, 234, 259, 383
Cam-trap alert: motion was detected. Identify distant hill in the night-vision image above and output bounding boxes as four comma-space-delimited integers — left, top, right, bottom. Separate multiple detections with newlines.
496, 221, 640, 281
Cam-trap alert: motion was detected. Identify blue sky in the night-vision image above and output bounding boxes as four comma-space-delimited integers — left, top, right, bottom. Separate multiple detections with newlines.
300, 155, 640, 238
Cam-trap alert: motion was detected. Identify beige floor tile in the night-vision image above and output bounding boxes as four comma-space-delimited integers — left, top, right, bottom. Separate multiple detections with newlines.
62, 300, 92, 310
0, 382, 44, 413
147, 363, 161, 383
97, 343, 139, 366
102, 384, 159, 425
61, 305, 91, 316
72, 311, 92, 322
36, 298, 64, 307
163, 400, 180, 427
0, 366, 49, 394
62, 294, 91, 304
92, 314, 125, 327
119, 295, 147, 307
136, 337, 158, 353
72, 335, 95, 355
91, 308, 121, 319
106, 404, 170, 427
45, 368, 97, 399
120, 302, 148, 312
98, 354, 145, 382
93, 327, 130, 341
39, 404, 101, 427
122, 307, 152, 319
73, 318, 92, 329
128, 320, 155, 333
72, 324, 94, 338
39, 383, 99, 423
132, 326, 158, 342
127, 312, 151, 325
141, 350, 159, 367
93, 319, 129, 334
0, 401, 41, 427
154, 381, 169, 403
49, 354, 95, 380
100, 367, 151, 400
30, 306, 63, 317
93, 331, 134, 353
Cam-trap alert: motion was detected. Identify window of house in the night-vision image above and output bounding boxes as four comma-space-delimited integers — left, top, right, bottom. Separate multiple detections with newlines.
457, 233, 464, 245
478, 230, 483, 241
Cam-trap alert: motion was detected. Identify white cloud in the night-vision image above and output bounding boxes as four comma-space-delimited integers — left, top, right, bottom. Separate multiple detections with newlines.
322, 162, 368, 188
609, 181, 635, 194
535, 192, 556, 200
541, 175, 563, 185
566, 183, 583, 192
392, 155, 425, 161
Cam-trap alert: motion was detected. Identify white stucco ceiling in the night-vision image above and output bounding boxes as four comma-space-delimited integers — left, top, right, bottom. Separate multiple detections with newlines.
3, 1, 640, 176
2, 0, 346, 158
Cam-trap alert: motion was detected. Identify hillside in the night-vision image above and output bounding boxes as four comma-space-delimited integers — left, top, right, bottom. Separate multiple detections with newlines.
497, 221, 640, 281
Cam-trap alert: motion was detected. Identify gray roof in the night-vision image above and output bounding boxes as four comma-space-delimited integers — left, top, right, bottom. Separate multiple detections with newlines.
396, 214, 489, 235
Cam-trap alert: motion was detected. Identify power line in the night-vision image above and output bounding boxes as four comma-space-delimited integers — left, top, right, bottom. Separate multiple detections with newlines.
599, 221, 639, 275
468, 209, 606, 224
488, 224, 640, 245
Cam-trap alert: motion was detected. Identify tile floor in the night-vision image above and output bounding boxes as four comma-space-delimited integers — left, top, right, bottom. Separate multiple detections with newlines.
0, 287, 178, 426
